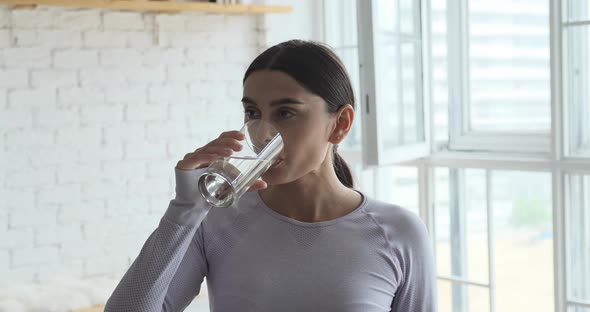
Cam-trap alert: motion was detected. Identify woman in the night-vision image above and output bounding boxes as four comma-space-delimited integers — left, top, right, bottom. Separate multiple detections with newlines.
105, 40, 437, 312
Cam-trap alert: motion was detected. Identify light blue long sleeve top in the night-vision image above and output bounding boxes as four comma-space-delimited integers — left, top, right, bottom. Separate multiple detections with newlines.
104, 168, 437, 312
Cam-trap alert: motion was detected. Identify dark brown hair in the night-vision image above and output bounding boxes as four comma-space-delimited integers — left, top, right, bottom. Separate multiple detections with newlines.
243, 40, 355, 188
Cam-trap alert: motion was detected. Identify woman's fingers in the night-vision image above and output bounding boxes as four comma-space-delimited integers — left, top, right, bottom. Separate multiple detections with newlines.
247, 179, 267, 192
176, 129, 246, 170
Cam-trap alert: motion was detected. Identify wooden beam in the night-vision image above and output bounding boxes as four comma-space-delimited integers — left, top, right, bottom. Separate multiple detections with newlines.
70, 305, 104, 312
0, 0, 292, 14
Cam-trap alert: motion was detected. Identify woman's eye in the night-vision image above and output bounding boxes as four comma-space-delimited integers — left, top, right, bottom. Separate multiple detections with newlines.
244, 109, 260, 118
279, 110, 294, 119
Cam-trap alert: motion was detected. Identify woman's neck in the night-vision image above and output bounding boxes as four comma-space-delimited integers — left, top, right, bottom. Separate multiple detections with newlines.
259, 160, 362, 223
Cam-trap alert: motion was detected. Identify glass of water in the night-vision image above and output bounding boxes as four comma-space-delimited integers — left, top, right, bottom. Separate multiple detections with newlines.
198, 120, 283, 207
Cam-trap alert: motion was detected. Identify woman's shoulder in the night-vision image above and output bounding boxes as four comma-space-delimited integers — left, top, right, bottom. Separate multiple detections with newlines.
362, 195, 422, 226
362, 195, 430, 247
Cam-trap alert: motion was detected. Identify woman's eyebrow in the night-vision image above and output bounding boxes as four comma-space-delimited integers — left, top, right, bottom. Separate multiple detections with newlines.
241, 97, 304, 106
241, 97, 256, 105
270, 98, 304, 106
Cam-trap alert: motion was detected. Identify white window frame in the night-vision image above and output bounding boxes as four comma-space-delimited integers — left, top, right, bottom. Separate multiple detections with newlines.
446, 0, 552, 155
321, 0, 590, 311
560, 1, 590, 310
320, 0, 364, 167
357, 0, 432, 167
416, 2, 590, 310
565, 174, 590, 309
563, 1, 590, 158
434, 168, 497, 312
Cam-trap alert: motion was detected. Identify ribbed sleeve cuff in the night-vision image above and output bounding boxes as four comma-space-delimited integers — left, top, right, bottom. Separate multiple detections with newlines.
163, 167, 211, 226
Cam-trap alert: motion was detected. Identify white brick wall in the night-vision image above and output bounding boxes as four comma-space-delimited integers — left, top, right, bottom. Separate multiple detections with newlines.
54, 50, 98, 68
0, 68, 28, 88
0, 5, 260, 298
31, 69, 78, 88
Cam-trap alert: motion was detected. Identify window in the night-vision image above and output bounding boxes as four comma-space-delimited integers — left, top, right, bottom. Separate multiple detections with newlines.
357, 0, 430, 166
321, 1, 590, 310
431, 0, 450, 142
324, 0, 420, 213
467, 0, 551, 132
566, 174, 590, 311
324, 0, 363, 152
564, 1, 590, 157
446, 0, 551, 153
435, 169, 553, 311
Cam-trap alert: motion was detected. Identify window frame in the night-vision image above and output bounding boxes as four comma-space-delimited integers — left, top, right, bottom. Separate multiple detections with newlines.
563, 1, 590, 158
446, 0, 552, 155
357, 0, 433, 167
320, 0, 590, 311
565, 174, 590, 309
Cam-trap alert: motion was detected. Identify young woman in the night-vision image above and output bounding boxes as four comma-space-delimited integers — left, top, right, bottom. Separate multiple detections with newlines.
105, 40, 437, 312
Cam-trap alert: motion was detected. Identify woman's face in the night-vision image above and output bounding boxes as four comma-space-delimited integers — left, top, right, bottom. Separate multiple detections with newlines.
242, 70, 338, 185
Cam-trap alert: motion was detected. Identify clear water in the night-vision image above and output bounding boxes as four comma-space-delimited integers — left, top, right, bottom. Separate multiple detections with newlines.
198, 156, 272, 207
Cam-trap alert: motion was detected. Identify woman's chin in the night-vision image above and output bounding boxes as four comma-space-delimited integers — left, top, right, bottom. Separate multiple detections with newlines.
262, 163, 286, 183
262, 169, 279, 180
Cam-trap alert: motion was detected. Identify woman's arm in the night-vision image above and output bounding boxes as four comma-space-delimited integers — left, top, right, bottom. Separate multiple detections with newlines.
390, 213, 438, 312
104, 168, 211, 312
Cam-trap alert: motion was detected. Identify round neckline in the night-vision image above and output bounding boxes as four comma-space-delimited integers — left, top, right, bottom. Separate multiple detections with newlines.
254, 190, 368, 228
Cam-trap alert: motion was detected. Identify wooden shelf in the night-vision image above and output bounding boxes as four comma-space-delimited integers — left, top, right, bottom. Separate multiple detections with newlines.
70, 305, 104, 312
0, 0, 293, 14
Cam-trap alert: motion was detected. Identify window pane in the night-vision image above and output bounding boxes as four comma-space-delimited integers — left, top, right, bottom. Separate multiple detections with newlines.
565, 0, 590, 23
401, 42, 424, 144
566, 174, 590, 303
324, 0, 362, 151
352, 163, 374, 196
434, 168, 490, 284
400, 0, 418, 35
435, 169, 452, 277
376, 0, 398, 33
492, 171, 553, 312
374, 166, 418, 214
352, 165, 418, 215
564, 25, 590, 156
324, 0, 358, 47
468, 0, 551, 132
466, 285, 491, 312
375, 38, 424, 147
435, 169, 553, 311
437, 280, 453, 311
568, 306, 590, 312
437, 280, 490, 312
431, 0, 449, 142
366, 0, 426, 162
335, 47, 362, 151
376, 35, 402, 147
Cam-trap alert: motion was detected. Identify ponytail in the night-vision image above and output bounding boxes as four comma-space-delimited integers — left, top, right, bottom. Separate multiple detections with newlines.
333, 147, 354, 188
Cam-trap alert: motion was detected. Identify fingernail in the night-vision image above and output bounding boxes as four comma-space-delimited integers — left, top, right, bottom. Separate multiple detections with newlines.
224, 148, 233, 154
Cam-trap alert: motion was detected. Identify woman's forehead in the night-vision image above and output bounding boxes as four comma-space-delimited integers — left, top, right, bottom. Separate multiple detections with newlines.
243, 70, 323, 105
244, 70, 305, 92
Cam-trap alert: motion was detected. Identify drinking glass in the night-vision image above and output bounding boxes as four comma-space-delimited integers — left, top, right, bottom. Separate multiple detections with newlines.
198, 120, 283, 207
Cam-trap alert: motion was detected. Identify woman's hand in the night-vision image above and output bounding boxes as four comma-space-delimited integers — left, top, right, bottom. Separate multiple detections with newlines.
175, 130, 267, 191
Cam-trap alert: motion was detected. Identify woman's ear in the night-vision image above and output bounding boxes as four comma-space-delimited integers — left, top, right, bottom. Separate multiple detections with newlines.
329, 104, 355, 144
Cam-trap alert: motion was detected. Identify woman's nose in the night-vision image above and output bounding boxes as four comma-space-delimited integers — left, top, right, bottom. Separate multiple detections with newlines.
255, 118, 277, 141
247, 120, 279, 149
262, 127, 279, 144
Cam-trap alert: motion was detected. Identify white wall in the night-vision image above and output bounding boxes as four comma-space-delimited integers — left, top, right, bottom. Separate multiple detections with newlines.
0, 0, 258, 300
0, 1, 317, 310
